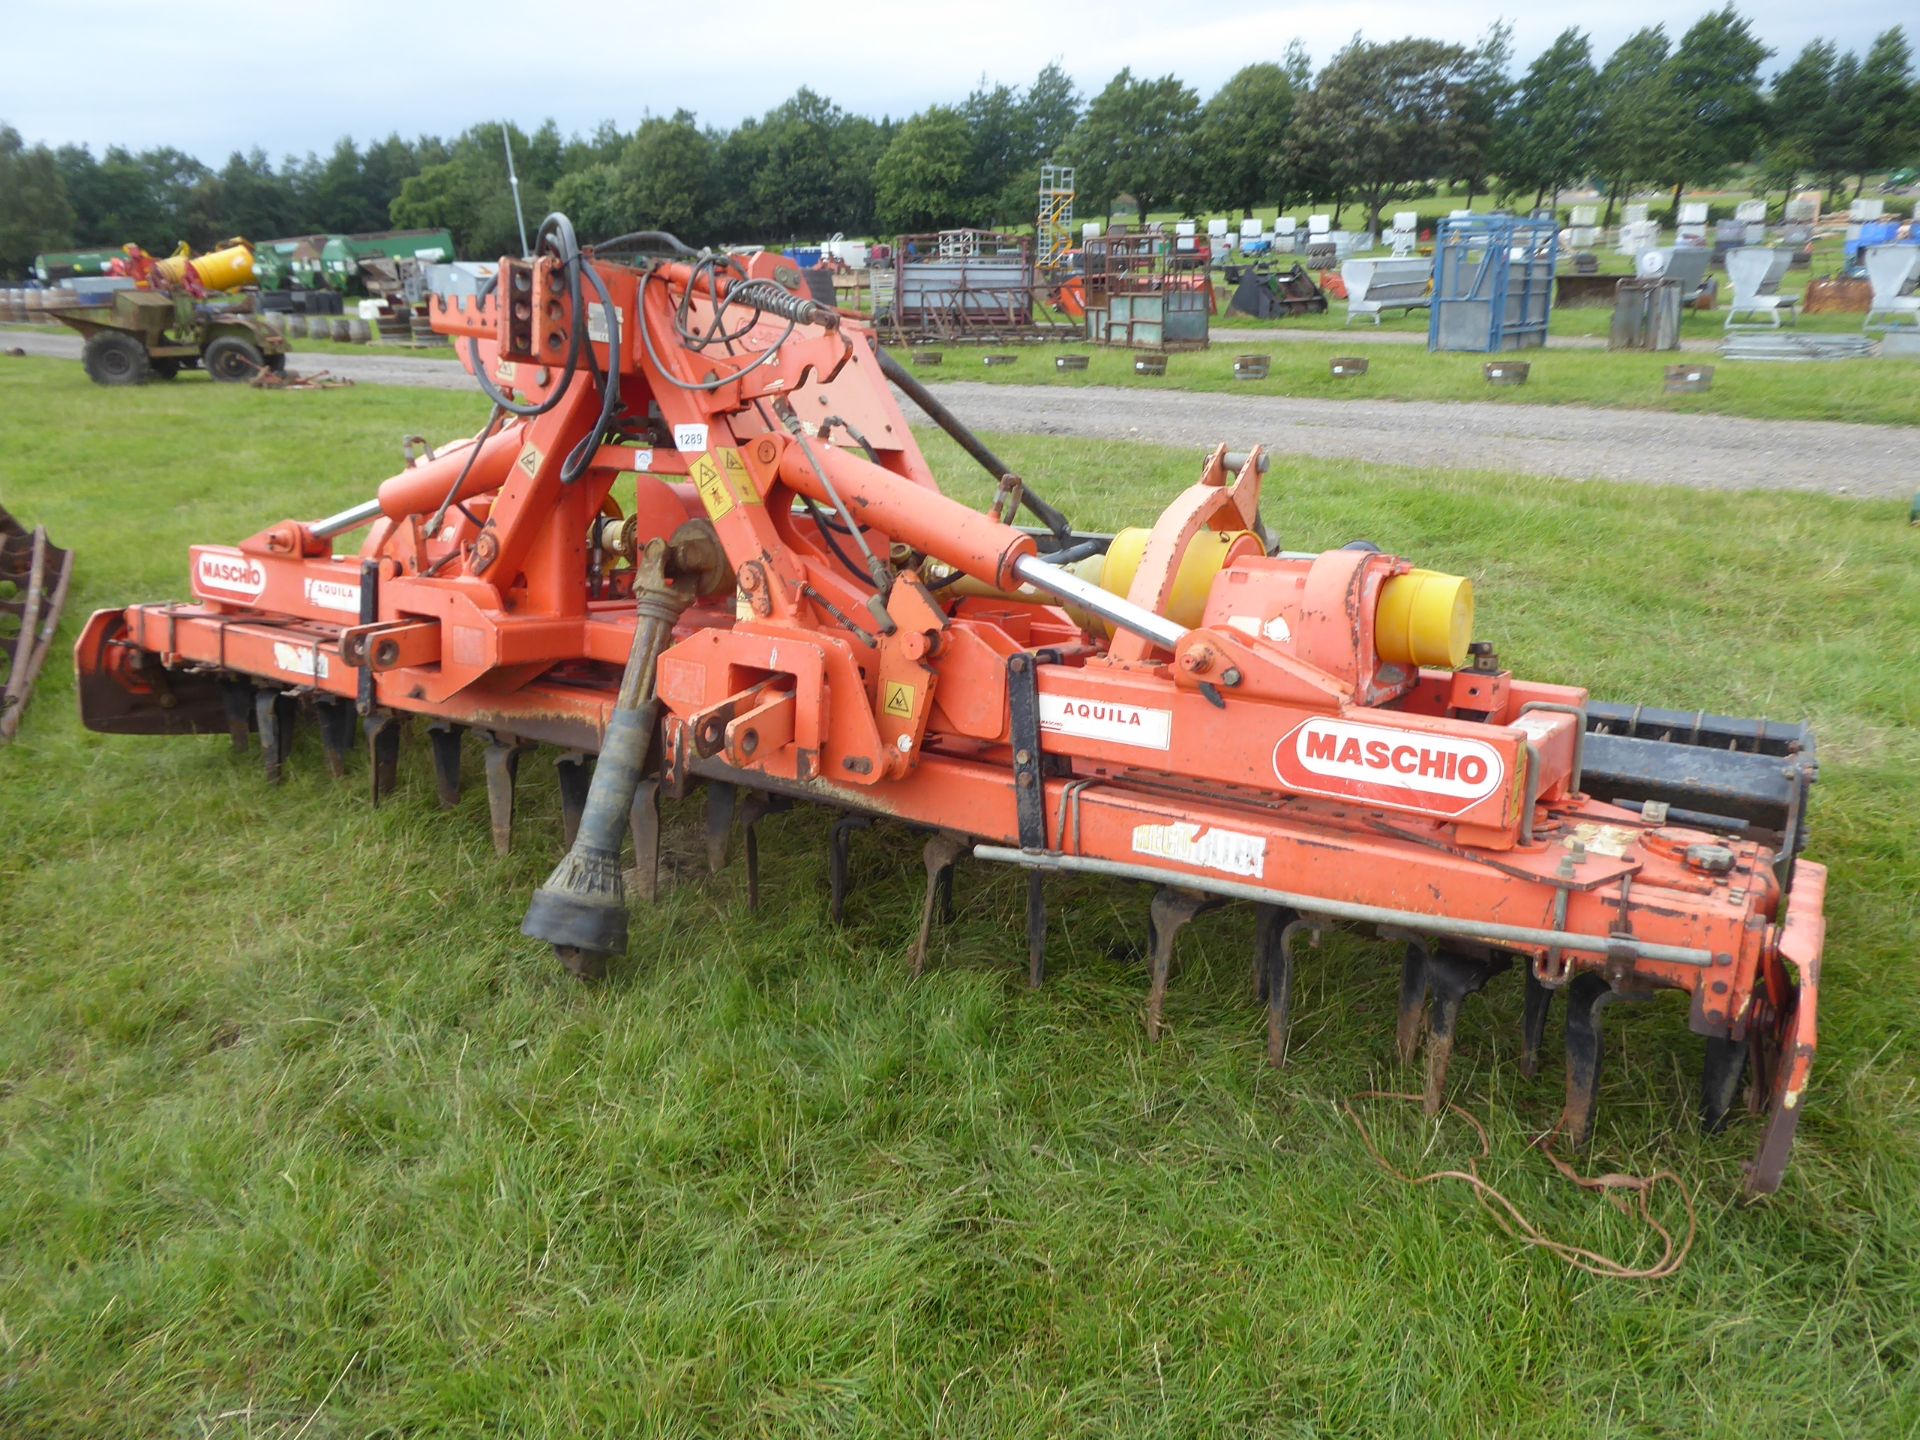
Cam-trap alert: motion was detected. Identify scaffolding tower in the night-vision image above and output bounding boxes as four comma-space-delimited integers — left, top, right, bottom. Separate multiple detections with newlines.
1037, 165, 1076, 272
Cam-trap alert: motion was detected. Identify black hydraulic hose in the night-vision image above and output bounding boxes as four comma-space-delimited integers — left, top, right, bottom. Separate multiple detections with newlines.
558, 257, 621, 485
593, 229, 698, 257
874, 346, 1074, 548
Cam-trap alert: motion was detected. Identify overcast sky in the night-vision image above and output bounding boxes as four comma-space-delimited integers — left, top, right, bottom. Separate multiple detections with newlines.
3, 0, 1907, 161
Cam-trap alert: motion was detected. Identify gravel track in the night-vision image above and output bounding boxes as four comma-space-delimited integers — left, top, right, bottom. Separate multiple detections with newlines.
9, 330, 1907, 498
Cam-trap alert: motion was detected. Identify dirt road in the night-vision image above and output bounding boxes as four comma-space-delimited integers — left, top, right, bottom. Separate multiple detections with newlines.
9, 331, 1908, 498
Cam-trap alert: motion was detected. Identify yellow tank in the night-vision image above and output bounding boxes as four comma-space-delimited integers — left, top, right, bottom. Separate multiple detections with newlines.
1375, 568, 1474, 670
154, 240, 255, 293
1090, 526, 1263, 633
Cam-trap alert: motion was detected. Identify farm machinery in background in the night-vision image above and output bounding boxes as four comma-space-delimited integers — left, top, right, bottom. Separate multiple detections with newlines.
45, 238, 286, 385
74, 213, 1824, 1197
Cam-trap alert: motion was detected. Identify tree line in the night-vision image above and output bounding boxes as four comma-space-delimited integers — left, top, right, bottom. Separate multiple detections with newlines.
2, 8, 1916, 277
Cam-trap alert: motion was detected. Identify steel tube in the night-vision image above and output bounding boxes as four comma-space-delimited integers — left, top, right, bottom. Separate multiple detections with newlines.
971, 846, 1715, 967
309, 498, 383, 539
1012, 554, 1189, 650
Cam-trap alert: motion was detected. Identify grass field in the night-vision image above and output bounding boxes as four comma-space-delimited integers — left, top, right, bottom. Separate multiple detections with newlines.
2, 359, 1918, 1436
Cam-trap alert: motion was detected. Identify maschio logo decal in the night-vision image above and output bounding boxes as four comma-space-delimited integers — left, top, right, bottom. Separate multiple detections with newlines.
1273, 717, 1503, 816
195, 550, 265, 600
1038, 693, 1172, 750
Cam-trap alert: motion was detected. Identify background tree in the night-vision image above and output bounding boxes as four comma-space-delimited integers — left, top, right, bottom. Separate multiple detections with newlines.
874, 107, 975, 234
1849, 29, 1918, 195
1658, 6, 1772, 211
1287, 37, 1478, 236
0, 126, 75, 274
1500, 29, 1601, 210
1453, 22, 1514, 209
1191, 62, 1302, 217
1591, 27, 1684, 224
1758, 41, 1836, 203
617, 112, 715, 241
1064, 70, 1199, 221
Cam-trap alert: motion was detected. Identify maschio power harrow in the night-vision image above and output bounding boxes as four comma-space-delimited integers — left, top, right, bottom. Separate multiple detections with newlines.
76, 215, 1825, 1196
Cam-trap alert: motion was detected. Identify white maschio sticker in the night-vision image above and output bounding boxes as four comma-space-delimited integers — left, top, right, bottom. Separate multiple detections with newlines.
1272, 716, 1505, 817
1132, 821, 1266, 878
196, 550, 265, 600
303, 578, 360, 614
674, 423, 709, 452
1038, 693, 1172, 750
1225, 614, 1293, 644
272, 642, 329, 680
629, 448, 655, 472
586, 302, 610, 343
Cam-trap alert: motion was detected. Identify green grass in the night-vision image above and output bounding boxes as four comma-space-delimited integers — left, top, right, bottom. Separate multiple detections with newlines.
2, 358, 1918, 1436
905, 338, 1920, 427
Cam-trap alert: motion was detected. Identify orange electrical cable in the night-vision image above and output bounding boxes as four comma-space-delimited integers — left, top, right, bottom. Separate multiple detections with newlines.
1341, 1091, 1697, 1280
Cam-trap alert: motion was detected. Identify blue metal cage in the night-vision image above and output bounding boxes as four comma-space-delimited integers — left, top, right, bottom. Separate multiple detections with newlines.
1428, 215, 1559, 353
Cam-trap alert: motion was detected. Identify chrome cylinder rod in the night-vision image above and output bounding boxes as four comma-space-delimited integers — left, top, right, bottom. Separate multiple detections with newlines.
309, 498, 383, 540
1012, 554, 1188, 651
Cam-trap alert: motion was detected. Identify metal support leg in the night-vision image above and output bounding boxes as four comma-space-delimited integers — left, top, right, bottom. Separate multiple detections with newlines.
483, 734, 526, 857
828, 815, 872, 924
1025, 871, 1046, 989
1701, 1034, 1749, 1134
1521, 966, 1555, 1080
365, 712, 401, 805
1421, 950, 1504, 1116
1559, 972, 1619, 1149
1145, 887, 1207, 1041
738, 791, 786, 912
704, 781, 737, 874
426, 721, 465, 809
624, 778, 662, 903
1396, 939, 1432, 1065
219, 678, 254, 753
1262, 911, 1312, 1066
556, 751, 593, 850
910, 831, 970, 977
254, 690, 295, 784
315, 698, 356, 779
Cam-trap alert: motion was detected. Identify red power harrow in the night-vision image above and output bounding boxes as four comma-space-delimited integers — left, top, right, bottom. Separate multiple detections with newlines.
76, 216, 1824, 1195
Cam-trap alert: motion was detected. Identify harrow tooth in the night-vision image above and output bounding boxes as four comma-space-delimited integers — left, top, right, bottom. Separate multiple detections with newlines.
737, 791, 787, 912
1145, 887, 1208, 1041
1025, 871, 1046, 988
623, 777, 662, 903
219, 679, 255, 754
1396, 940, 1432, 1065
253, 690, 296, 784
704, 781, 737, 874
365, 713, 403, 805
315, 698, 357, 779
1261, 911, 1313, 1066
555, 751, 594, 849
426, 721, 467, 809
827, 814, 873, 924
909, 830, 970, 977
1520, 965, 1555, 1080
482, 734, 529, 856
1559, 972, 1622, 1149
1701, 1034, 1750, 1134
1419, 950, 1508, 1116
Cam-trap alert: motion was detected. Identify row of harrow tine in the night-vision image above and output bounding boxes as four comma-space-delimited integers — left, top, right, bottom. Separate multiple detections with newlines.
0, 505, 74, 744
214, 681, 1753, 1158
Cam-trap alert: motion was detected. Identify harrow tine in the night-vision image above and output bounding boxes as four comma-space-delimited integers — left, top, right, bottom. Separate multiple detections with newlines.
1145, 887, 1207, 1041
909, 831, 970, 976
1520, 965, 1555, 1080
1263, 912, 1314, 1066
427, 721, 466, 808
705, 781, 737, 874
737, 791, 786, 911
483, 734, 526, 856
1420, 950, 1506, 1116
315, 698, 356, 779
624, 777, 662, 903
556, 751, 593, 850
1025, 871, 1046, 988
219, 679, 255, 754
1701, 1034, 1749, 1134
828, 814, 872, 924
253, 690, 295, 784
365, 713, 402, 804
1396, 939, 1432, 1064
1559, 973, 1620, 1149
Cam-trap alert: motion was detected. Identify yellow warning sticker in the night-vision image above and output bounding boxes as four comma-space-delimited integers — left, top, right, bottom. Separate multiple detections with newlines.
882, 681, 916, 719
688, 453, 734, 520
515, 442, 543, 479
717, 446, 762, 505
